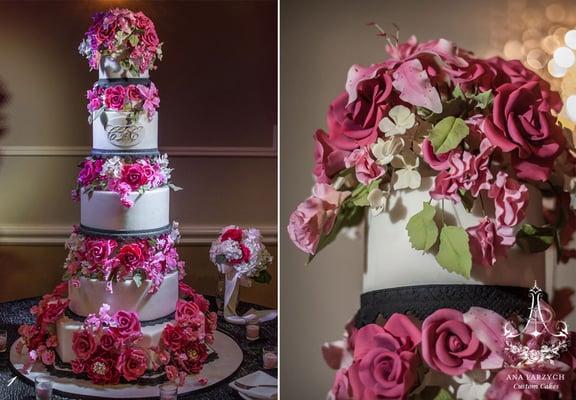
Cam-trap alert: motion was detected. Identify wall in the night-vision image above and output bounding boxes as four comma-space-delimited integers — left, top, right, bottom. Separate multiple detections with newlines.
280, 0, 576, 398
0, 0, 277, 308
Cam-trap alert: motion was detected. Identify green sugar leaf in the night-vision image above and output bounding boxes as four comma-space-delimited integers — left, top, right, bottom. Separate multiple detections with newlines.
429, 116, 469, 154
406, 202, 438, 251
435, 225, 472, 278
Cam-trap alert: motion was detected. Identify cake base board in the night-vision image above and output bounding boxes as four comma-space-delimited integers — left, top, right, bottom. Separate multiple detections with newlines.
9, 330, 243, 399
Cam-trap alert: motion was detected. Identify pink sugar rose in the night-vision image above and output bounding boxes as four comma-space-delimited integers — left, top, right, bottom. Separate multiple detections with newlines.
122, 163, 149, 190
52, 282, 68, 298
467, 218, 515, 267
348, 315, 421, 399
482, 80, 565, 181
142, 29, 160, 49
329, 369, 353, 400
84, 239, 117, 265
175, 300, 202, 326
118, 347, 148, 381
449, 57, 497, 92
165, 365, 179, 382
72, 330, 97, 361
134, 12, 154, 30
313, 129, 350, 184
88, 97, 103, 112
117, 243, 145, 271
162, 324, 186, 351
421, 309, 490, 375
39, 298, 69, 325
126, 85, 143, 102
41, 349, 55, 365
99, 332, 116, 352
344, 147, 385, 185
327, 70, 394, 151
287, 183, 351, 255
104, 85, 126, 110
46, 335, 58, 348
488, 171, 529, 227
71, 359, 85, 374
110, 310, 142, 342
78, 159, 104, 186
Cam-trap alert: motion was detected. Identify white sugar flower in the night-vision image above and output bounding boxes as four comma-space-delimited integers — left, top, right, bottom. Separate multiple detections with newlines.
101, 156, 123, 179
453, 370, 491, 400
371, 136, 404, 165
391, 150, 421, 190
378, 105, 416, 136
367, 186, 390, 216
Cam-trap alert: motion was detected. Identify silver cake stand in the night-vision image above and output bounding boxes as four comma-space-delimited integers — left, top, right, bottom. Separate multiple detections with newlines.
9, 330, 243, 399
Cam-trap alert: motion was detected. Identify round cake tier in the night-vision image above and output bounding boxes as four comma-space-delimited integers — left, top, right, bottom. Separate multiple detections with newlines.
55, 316, 169, 365
93, 111, 158, 152
364, 178, 546, 293
99, 56, 150, 79
68, 271, 178, 321
80, 186, 170, 235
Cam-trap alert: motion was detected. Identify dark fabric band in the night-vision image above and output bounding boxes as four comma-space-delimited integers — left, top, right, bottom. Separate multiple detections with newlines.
79, 224, 172, 239
97, 78, 151, 87
91, 148, 159, 157
355, 284, 543, 328
65, 308, 175, 326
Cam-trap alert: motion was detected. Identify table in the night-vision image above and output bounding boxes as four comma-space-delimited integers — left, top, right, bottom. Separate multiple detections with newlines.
0, 296, 277, 399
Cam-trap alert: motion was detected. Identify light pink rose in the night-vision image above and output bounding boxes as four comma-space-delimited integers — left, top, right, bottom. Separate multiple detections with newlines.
104, 85, 126, 110
482, 80, 564, 181
345, 147, 385, 185
488, 171, 529, 227
287, 184, 351, 254
347, 315, 421, 399
175, 299, 202, 326
330, 369, 353, 400
141, 29, 159, 49
110, 310, 142, 342
72, 330, 97, 360
165, 365, 179, 382
467, 217, 515, 267
134, 12, 154, 30
313, 129, 349, 184
118, 347, 148, 381
421, 309, 490, 376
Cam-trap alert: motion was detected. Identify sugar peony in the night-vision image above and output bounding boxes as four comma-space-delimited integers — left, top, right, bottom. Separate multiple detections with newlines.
467, 217, 515, 267
488, 171, 529, 227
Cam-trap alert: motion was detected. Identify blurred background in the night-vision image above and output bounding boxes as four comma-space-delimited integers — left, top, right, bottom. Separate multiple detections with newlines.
0, 1, 277, 307
281, 0, 576, 398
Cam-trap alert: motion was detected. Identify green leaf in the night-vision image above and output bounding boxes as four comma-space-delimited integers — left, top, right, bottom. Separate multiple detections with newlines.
435, 226, 472, 278
516, 224, 555, 253
452, 84, 466, 100
458, 189, 475, 212
253, 270, 272, 284
133, 273, 143, 288
429, 116, 469, 154
406, 202, 438, 251
471, 90, 493, 110
433, 388, 454, 400
128, 35, 139, 47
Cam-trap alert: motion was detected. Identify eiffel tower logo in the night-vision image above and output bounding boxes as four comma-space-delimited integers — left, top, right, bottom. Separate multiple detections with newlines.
503, 282, 569, 366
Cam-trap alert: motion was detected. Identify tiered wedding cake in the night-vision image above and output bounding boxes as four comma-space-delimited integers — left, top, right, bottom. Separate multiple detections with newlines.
289, 35, 576, 398
17, 9, 217, 386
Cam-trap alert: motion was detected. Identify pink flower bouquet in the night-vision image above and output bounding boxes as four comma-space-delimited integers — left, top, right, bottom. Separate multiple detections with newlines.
288, 34, 576, 277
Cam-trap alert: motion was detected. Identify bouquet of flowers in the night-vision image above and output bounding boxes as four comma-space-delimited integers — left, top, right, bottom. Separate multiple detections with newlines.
79, 8, 163, 75
209, 226, 273, 323
288, 34, 576, 278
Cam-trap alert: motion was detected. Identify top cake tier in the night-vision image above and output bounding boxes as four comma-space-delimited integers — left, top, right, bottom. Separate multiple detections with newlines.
79, 8, 162, 77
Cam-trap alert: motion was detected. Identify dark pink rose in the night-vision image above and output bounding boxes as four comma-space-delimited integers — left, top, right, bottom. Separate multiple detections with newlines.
93, 23, 113, 46
165, 365, 179, 382
175, 300, 202, 326
41, 349, 55, 365
85, 239, 117, 265
71, 359, 85, 374
52, 282, 67, 298
313, 129, 350, 184
110, 310, 142, 341
221, 228, 243, 242
288, 184, 351, 254
134, 12, 154, 30
121, 163, 148, 190
39, 298, 69, 324
348, 316, 420, 399
141, 29, 159, 49
422, 309, 489, 375
126, 85, 142, 102
330, 369, 353, 400
344, 147, 385, 185
422, 138, 453, 171
72, 330, 97, 360
467, 217, 515, 267
118, 347, 148, 381
175, 341, 208, 374
162, 324, 186, 351
449, 57, 497, 92
99, 332, 116, 352
87, 356, 120, 385
327, 71, 394, 151
482, 81, 565, 181
104, 85, 126, 110
117, 243, 145, 271
488, 171, 529, 227
78, 159, 104, 186
88, 98, 103, 112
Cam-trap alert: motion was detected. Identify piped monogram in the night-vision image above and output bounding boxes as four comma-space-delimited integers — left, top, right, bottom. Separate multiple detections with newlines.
105, 114, 145, 147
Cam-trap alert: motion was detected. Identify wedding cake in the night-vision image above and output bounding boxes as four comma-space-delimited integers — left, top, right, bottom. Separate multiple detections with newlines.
288, 35, 576, 398
17, 9, 217, 386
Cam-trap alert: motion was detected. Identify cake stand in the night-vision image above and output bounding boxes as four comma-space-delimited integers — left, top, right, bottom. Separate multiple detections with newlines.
9, 330, 243, 399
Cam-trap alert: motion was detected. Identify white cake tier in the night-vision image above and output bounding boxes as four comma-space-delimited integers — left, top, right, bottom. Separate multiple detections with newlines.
56, 316, 169, 366
80, 186, 170, 233
68, 271, 178, 321
99, 56, 150, 79
93, 111, 158, 152
364, 178, 546, 293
